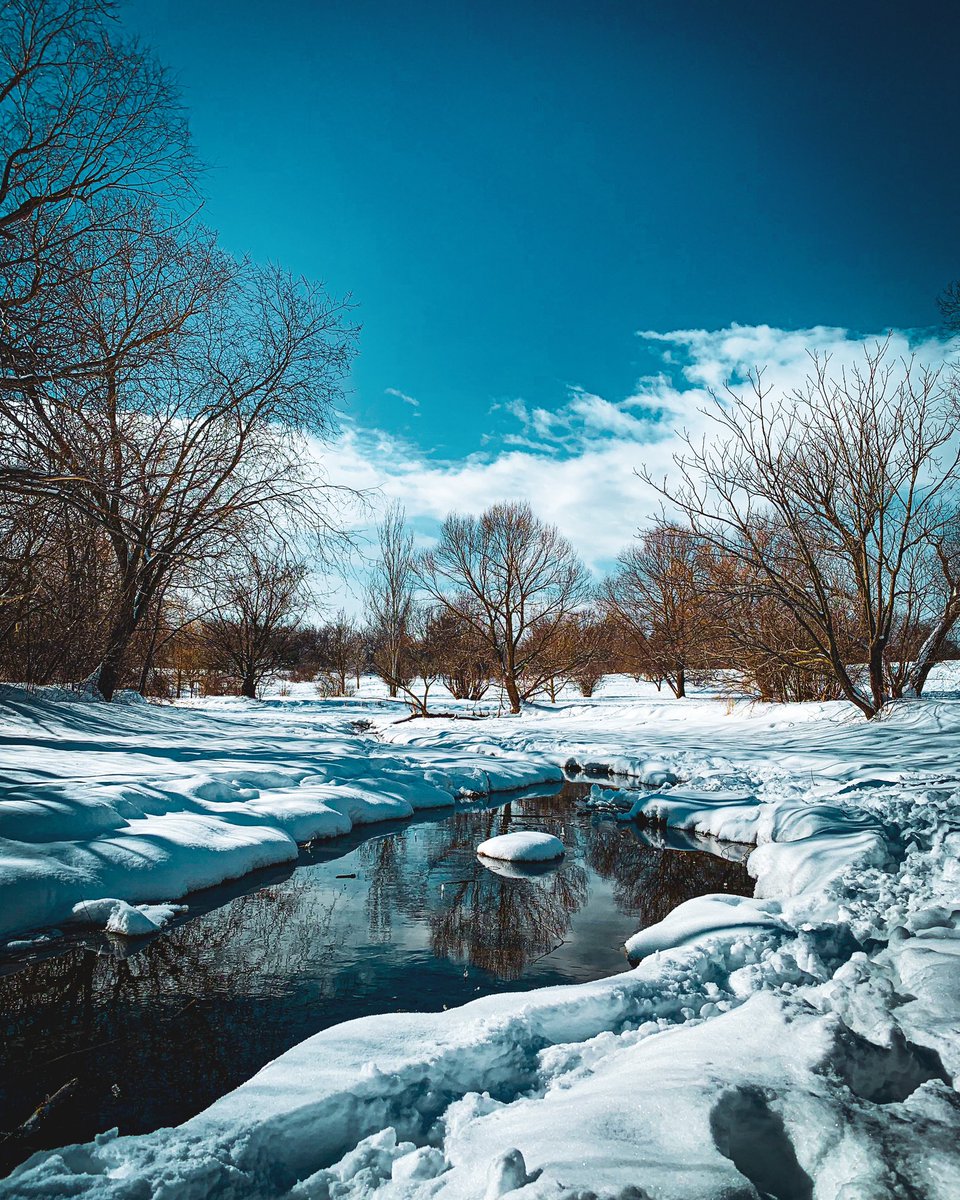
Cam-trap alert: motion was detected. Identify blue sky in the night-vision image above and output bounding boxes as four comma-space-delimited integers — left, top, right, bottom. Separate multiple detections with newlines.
126, 1, 959, 455
122, 2, 960, 600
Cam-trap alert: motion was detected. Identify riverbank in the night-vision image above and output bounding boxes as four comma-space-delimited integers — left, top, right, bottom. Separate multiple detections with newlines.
4, 675, 960, 1197
0, 685, 560, 946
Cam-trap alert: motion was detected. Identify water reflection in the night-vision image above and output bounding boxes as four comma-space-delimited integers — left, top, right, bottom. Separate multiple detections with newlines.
0, 882, 342, 1174
359, 799, 590, 980
0, 782, 751, 1176
431, 858, 589, 980
586, 820, 750, 928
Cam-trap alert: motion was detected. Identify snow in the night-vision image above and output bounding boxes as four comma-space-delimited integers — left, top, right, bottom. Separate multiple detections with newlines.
0, 684, 560, 944
624, 893, 785, 962
476, 831, 564, 862
5, 668, 960, 1197
69, 897, 186, 936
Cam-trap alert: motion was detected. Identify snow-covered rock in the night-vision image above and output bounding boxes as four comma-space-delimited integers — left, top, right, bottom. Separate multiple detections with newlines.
70, 897, 186, 936
476, 831, 564, 862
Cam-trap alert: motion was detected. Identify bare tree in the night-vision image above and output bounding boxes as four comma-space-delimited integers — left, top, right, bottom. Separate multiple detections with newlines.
316, 611, 364, 697
392, 604, 444, 716
938, 281, 960, 333
700, 541, 849, 702
0, 491, 116, 683
418, 501, 590, 713
602, 521, 708, 698
0, 214, 356, 698
366, 502, 415, 698
643, 343, 960, 717
514, 610, 608, 702
0, 3, 357, 699
153, 600, 210, 699
430, 603, 494, 700
203, 551, 307, 698
563, 613, 611, 698
0, 0, 195, 392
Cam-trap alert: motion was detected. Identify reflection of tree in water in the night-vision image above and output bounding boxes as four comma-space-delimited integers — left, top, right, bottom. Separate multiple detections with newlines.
427, 803, 587, 981
356, 800, 588, 981
359, 830, 419, 943
429, 862, 588, 980
0, 880, 341, 1175
585, 820, 751, 928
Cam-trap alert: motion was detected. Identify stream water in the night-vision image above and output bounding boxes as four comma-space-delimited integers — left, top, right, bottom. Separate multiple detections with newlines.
0, 780, 752, 1174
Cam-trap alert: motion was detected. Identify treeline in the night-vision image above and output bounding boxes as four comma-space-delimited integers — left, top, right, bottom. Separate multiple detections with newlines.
0, 0, 356, 698
356, 337, 960, 721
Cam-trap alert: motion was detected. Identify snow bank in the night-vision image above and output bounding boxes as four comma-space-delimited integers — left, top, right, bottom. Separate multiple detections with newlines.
0, 686, 561, 944
476, 831, 564, 862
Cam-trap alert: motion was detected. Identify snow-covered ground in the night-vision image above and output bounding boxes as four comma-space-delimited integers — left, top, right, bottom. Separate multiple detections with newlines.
4, 672, 960, 1197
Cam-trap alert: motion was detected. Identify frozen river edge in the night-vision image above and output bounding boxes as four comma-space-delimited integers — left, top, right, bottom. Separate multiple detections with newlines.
3, 677, 960, 1198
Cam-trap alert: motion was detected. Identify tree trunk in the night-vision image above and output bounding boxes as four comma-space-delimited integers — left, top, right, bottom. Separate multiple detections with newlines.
867, 642, 886, 715
137, 603, 165, 696
240, 674, 257, 699
96, 655, 122, 702
96, 562, 162, 701
908, 588, 960, 696
503, 674, 522, 714
96, 608, 140, 700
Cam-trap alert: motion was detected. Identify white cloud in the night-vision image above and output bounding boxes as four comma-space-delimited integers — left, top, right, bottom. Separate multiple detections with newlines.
316, 324, 960, 602
385, 386, 420, 409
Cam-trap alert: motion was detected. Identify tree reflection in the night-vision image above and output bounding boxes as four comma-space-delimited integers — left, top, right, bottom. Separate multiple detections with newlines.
360, 830, 415, 943
0, 880, 341, 1175
429, 861, 588, 980
585, 819, 751, 928
356, 799, 589, 981
427, 801, 586, 980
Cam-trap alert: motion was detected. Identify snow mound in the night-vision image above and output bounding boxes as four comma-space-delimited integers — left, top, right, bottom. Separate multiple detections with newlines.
625, 893, 785, 963
476, 831, 564, 862
70, 897, 186, 937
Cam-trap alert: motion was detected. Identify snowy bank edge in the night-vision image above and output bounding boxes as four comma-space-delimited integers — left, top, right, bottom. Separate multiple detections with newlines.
0, 688, 564, 946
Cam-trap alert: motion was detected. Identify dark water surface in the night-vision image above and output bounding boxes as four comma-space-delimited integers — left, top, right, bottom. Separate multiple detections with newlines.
0, 781, 751, 1174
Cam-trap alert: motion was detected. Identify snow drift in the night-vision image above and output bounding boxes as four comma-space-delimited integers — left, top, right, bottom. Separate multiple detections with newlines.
0, 686, 561, 944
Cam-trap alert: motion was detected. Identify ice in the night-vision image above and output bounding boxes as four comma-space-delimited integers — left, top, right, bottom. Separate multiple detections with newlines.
476, 831, 564, 862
